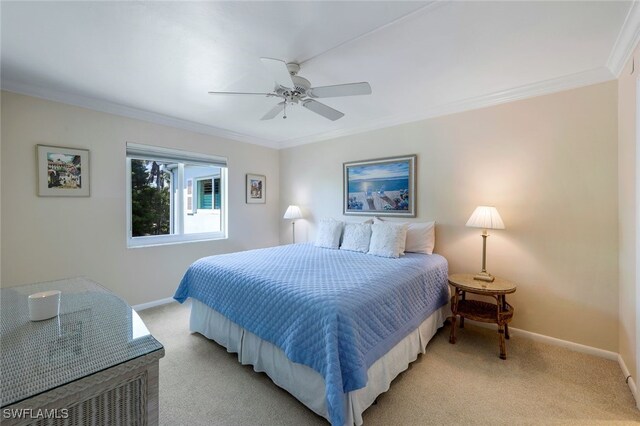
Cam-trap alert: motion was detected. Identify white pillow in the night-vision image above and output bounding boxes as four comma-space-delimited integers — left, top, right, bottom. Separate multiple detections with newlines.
405, 221, 435, 254
315, 218, 344, 249
374, 218, 436, 254
340, 218, 373, 244
340, 223, 372, 253
372, 217, 407, 254
367, 223, 408, 258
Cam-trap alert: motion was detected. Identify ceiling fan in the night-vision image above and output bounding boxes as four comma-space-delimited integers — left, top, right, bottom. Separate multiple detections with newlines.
208, 58, 372, 121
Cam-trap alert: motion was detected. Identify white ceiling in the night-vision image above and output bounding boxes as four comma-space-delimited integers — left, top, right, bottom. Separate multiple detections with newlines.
1, 1, 638, 149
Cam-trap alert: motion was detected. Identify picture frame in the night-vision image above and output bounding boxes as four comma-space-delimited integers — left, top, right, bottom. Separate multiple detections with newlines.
246, 173, 266, 204
343, 154, 416, 217
37, 145, 90, 197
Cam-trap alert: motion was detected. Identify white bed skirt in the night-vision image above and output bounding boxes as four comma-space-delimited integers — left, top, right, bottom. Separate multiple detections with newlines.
190, 299, 448, 426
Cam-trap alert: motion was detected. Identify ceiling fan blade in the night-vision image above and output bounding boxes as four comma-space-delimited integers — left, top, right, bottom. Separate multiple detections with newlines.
308, 82, 371, 98
261, 102, 285, 120
208, 91, 275, 96
260, 57, 295, 89
302, 100, 344, 121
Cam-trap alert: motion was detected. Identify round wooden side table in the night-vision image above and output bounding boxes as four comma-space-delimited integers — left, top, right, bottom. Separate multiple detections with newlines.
448, 273, 517, 360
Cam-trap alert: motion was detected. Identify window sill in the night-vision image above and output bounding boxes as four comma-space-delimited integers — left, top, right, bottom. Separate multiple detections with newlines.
127, 233, 227, 249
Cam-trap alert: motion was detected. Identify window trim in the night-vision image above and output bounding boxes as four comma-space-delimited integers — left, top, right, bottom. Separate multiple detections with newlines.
125, 143, 228, 248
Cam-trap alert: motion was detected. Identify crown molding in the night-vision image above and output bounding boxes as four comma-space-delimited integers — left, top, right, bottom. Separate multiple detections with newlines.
607, 0, 640, 77
1, 80, 280, 149
2, 65, 615, 152
278, 67, 615, 149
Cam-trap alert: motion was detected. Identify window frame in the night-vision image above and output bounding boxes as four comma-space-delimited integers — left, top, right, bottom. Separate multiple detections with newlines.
126, 143, 228, 248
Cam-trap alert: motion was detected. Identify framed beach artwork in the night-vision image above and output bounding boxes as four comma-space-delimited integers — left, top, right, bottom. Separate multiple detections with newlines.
343, 155, 416, 217
246, 173, 266, 204
37, 145, 90, 197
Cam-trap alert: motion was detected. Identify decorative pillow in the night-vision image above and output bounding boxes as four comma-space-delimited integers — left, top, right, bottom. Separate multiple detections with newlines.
367, 223, 408, 258
315, 218, 344, 249
340, 218, 373, 244
340, 223, 372, 253
373, 217, 407, 254
374, 218, 436, 254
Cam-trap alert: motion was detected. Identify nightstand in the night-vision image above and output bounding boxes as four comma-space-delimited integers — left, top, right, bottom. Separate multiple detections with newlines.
448, 273, 516, 360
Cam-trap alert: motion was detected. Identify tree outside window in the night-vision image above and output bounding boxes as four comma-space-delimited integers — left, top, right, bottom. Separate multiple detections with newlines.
131, 159, 173, 237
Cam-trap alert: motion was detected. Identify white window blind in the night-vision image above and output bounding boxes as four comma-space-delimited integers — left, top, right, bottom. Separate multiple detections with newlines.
126, 143, 227, 168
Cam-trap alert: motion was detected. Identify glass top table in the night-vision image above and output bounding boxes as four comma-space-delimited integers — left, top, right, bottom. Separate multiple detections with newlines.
0, 277, 164, 408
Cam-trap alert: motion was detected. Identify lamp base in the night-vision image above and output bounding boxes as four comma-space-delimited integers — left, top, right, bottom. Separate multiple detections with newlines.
473, 272, 495, 283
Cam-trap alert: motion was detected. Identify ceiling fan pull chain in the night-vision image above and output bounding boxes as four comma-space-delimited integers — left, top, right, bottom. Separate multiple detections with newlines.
283, 102, 287, 119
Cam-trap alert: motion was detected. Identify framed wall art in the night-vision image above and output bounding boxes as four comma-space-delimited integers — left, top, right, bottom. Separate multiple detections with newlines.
37, 145, 90, 197
343, 154, 416, 217
246, 173, 266, 204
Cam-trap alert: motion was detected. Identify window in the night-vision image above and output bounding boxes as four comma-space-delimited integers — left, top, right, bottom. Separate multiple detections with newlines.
126, 143, 227, 247
195, 177, 221, 210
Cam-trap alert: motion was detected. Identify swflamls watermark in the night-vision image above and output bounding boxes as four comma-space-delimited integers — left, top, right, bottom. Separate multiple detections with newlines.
2, 408, 69, 419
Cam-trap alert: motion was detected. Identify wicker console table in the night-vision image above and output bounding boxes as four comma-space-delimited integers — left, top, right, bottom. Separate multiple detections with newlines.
448, 273, 516, 360
0, 278, 165, 425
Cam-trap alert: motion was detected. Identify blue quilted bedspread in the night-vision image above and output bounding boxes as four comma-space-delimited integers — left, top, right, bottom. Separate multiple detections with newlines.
174, 243, 448, 425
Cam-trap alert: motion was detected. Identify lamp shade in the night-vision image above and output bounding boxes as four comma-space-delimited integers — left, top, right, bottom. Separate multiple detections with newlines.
283, 205, 303, 220
466, 206, 505, 230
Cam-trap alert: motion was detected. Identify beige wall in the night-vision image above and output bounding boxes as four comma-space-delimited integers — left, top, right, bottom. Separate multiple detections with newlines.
1, 91, 280, 305
618, 43, 639, 381
280, 81, 619, 352
0, 80, 626, 356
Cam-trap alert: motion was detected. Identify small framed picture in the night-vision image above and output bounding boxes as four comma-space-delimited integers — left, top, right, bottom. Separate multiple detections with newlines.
246, 173, 266, 204
37, 145, 90, 197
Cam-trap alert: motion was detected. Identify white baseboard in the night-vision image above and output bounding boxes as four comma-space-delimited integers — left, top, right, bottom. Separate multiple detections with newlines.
132, 297, 176, 312
509, 326, 618, 360
618, 354, 640, 409
469, 321, 618, 360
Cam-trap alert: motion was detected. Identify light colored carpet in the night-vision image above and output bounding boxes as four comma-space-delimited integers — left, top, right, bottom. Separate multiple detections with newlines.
139, 302, 640, 425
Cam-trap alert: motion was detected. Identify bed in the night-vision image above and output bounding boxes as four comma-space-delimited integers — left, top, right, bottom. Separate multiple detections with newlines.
174, 243, 449, 425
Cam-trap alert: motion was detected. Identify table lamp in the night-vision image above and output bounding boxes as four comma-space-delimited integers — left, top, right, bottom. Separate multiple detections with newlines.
466, 206, 505, 282
283, 205, 303, 243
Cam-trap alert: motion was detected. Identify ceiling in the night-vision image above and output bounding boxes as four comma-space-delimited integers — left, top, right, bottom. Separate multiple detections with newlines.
1, 1, 638, 149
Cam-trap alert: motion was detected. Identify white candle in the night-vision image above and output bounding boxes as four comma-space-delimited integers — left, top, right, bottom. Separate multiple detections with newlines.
28, 290, 61, 321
